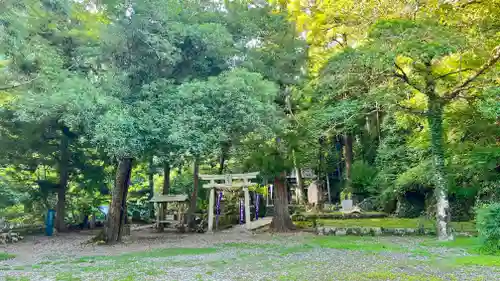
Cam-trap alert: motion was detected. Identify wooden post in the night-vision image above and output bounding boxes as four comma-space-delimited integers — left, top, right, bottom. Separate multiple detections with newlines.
326, 174, 331, 204
244, 187, 251, 229
208, 188, 215, 232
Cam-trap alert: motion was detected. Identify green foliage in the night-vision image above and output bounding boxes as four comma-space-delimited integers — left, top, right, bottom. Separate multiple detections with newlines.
170, 171, 194, 195
476, 203, 500, 254
0, 252, 15, 261
350, 161, 378, 195
248, 184, 269, 196
0, 0, 498, 235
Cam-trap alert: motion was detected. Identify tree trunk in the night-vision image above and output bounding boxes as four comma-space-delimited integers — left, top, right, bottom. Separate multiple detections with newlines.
270, 175, 295, 232
148, 158, 155, 222
427, 101, 453, 241
187, 158, 199, 228
55, 127, 70, 232
343, 134, 354, 194
104, 158, 133, 244
219, 142, 229, 175
163, 162, 170, 194
157, 162, 170, 232
148, 158, 155, 199
292, 150, 306, 205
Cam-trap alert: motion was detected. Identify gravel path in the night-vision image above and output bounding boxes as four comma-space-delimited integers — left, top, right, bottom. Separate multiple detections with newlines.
0, 227, 498, 281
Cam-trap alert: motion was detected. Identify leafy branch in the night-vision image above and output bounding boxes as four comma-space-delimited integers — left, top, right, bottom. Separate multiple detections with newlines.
436, 68, 473, 80
394, 63, 424, 93
444, 45, 500, 101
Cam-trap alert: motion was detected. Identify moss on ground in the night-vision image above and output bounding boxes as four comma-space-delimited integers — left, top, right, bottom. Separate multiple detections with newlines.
316, 218, 476, 232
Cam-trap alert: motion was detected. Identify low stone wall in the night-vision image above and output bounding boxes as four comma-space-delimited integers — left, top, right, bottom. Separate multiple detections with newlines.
1, 225, 44, 236
316, 226, 434, 236
316, 226, 474, 237
293, 212, 388, 221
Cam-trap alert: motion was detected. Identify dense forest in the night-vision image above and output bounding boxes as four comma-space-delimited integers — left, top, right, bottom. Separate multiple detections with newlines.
0, 0, 498, 244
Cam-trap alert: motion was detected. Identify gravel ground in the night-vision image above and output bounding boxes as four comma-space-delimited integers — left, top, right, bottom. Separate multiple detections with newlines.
0, 227, 499, 281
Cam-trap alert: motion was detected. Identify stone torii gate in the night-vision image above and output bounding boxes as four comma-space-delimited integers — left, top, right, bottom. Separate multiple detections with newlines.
200, 172, 259, 232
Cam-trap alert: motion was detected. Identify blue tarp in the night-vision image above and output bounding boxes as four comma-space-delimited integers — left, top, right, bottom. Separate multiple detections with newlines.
98, 205, 109, 215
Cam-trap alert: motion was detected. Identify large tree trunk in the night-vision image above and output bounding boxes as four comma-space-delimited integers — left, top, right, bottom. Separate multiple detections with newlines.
104, 158, 133, 244
270, 175, 295, 232
187, 159, 199, 228
292, 150, 306, 205
55, 127, 70, 232
148, 158, 155, 221
157, 162, 170, 232
343, 134, 354, 194
427, 101, 453, 241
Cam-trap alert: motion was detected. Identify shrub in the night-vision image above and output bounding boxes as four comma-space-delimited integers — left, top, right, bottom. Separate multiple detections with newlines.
476, 203, 500, 254
350, 161, 378, 195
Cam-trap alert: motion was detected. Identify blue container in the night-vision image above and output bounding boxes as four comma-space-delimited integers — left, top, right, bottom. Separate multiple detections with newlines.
45, 209, 56, 236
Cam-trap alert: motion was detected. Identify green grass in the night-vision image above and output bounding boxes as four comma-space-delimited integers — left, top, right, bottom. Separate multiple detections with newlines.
451, 255, 500, 267
420, 237, 482, 251
418, 237, 500, 267
75, 247, 217, 264
0, 252, 15, 261
5, 277, 30, 281
305, 236, 435, 257
55, 272, 82, 281
357, 271, 447, 281
307, 236, 402, 252
219, 242, 278, 249
317, 218, 476, 232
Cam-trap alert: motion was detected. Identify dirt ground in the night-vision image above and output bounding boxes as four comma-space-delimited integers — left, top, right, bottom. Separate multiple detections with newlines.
1, 225, 301, 266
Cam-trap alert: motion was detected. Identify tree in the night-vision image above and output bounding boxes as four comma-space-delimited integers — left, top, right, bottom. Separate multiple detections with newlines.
167, 69, 280, 225
320, 19, 499, 240
1, 0, 107, 231
224, 2, 307, 231
91, 0, 282, 239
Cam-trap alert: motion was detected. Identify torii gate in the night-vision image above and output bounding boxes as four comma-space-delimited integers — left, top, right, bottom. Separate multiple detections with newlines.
200, 172, 259, 232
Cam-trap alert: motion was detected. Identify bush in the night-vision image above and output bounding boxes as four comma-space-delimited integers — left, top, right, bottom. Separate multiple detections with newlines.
476, 203, 500, 254
350, 161, 378, 195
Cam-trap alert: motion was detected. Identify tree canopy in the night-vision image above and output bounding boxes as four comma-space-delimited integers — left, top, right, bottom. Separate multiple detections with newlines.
0, 0, 498, 241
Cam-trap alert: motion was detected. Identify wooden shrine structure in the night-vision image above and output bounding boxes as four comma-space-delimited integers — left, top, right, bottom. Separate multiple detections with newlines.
150, 194, 189, 229
200, 172, 259, 232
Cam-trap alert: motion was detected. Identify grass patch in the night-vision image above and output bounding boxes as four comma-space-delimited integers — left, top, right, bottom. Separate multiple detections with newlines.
308, 236, 402, 252
358, 271, 447, 281
55, 272, 82, 281
0, 252, 15, 261
278, 244, 314, 255
219, 242, 278, 249
305, 236, 434, 257
420, 237, 482, 252
76, 247, 217, 263
318, 218, 476, 232
5, 277, 30, 281
450, 255, 500, 267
